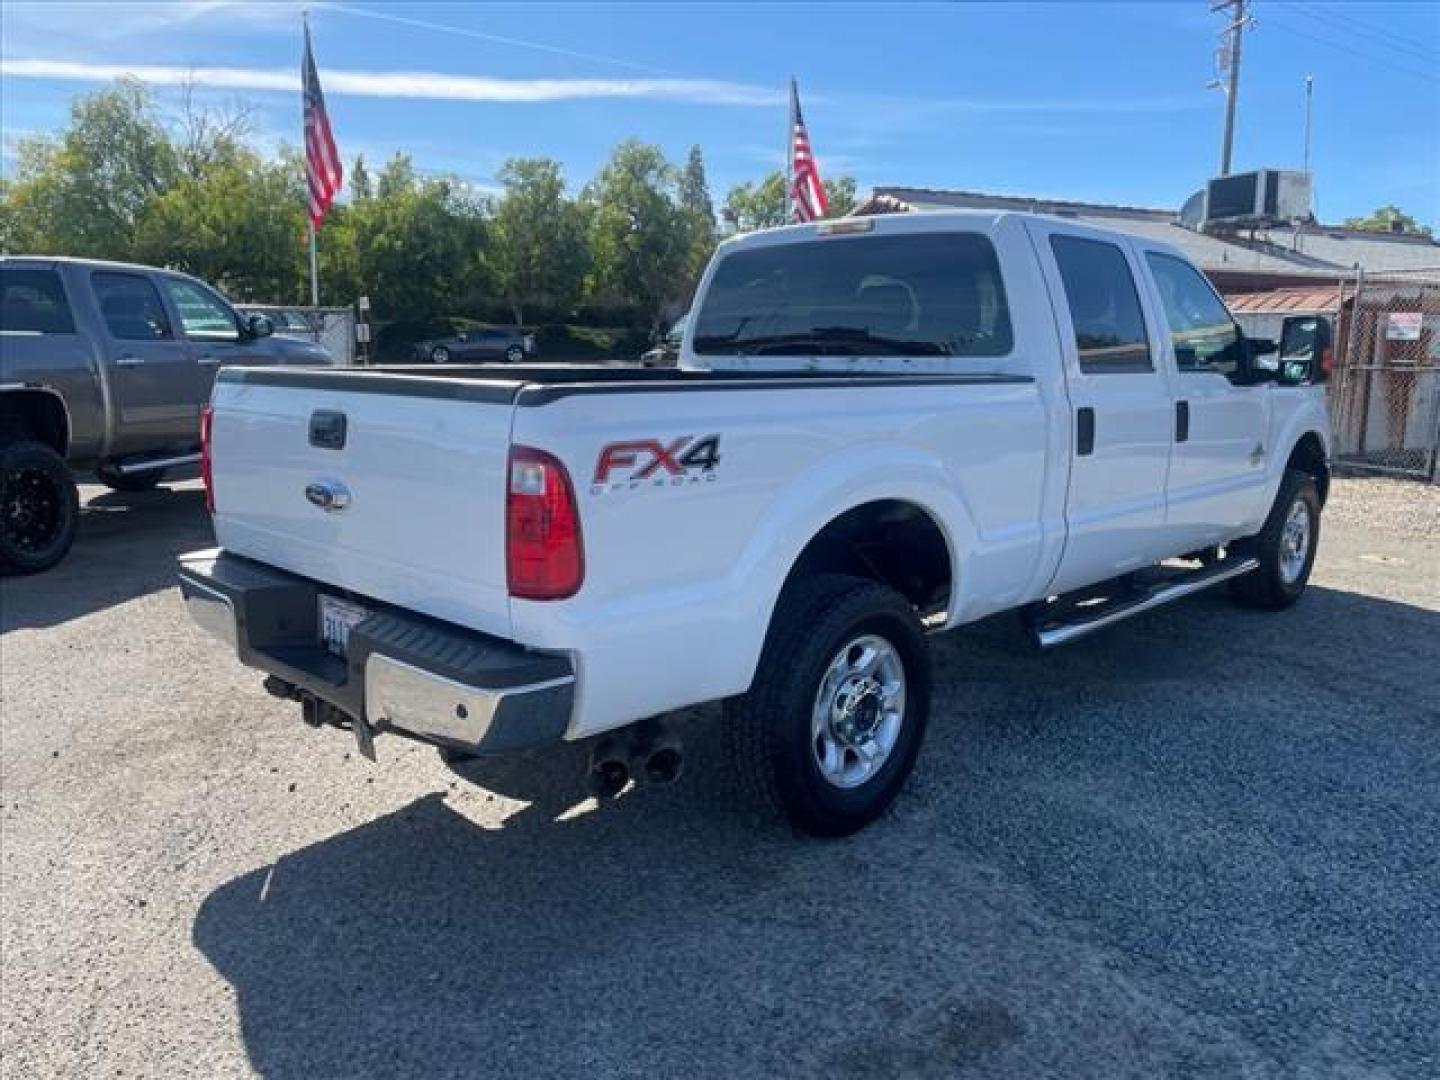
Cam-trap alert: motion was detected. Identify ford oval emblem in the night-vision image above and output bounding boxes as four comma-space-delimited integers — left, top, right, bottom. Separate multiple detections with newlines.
305, 480, 351, 512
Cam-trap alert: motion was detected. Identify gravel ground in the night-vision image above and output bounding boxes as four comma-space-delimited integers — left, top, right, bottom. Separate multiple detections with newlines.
2, 476, 1437, 1079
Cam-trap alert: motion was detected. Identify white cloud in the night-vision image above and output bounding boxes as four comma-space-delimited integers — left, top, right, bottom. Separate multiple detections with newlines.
0, 58, 782, 106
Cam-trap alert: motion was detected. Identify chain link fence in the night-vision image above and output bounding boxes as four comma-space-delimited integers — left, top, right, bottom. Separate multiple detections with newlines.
1330, 269, 1440, 482
242, 305, 356, 365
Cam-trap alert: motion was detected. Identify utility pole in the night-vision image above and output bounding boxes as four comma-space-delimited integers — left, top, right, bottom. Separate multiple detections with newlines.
1213, 0, 1248, 176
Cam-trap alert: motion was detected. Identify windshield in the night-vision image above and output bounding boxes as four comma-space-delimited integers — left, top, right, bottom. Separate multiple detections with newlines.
693, 232, 1013, 358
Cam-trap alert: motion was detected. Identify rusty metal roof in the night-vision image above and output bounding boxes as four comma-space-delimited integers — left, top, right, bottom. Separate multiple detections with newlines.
1223, 286, 1345, 313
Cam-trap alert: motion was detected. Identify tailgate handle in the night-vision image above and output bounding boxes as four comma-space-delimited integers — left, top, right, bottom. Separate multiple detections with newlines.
309, 410, 347, 450
305, 481, 351, 513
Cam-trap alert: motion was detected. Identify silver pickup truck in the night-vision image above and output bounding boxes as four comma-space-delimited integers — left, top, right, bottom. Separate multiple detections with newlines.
0, 256, 332, 573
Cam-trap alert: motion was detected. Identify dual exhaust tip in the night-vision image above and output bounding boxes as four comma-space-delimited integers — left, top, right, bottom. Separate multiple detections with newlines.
588, 727, 683, 799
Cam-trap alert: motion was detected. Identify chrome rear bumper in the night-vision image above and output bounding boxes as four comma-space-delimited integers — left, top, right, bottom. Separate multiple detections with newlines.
177, 548, 574, 754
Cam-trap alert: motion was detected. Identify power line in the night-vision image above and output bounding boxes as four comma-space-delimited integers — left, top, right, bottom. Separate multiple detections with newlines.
1283, 1, 1437, 66
325, 4, 683, 78
1259, 9, 1440, 84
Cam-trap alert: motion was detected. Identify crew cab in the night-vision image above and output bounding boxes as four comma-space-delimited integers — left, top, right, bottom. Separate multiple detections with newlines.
178, 211, 1331, 835
0, 257, 331, 574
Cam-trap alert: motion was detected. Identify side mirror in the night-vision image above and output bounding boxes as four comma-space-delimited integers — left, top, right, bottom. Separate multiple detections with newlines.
1278, 315, 1332, 385
246, 313, 274, 339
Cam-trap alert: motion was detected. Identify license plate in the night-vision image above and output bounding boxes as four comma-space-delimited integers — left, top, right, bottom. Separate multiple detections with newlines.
319, 595, 369, 657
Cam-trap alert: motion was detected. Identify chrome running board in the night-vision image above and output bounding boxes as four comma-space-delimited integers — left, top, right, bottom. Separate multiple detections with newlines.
1035, 557, 1260, 648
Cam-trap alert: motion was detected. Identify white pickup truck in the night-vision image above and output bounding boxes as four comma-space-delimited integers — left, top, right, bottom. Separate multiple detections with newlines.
179, 211, 1331, 836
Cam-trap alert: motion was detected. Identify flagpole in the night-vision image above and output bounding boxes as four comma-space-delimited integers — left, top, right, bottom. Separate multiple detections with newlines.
308, 220, 319, 306
303, 10, 319, 306
783, 77, 795, 225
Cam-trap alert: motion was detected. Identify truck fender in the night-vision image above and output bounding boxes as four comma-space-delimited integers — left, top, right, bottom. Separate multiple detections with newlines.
1264, 400, 1332, 512
723, 439, 977, 690
0, 384, 72, 456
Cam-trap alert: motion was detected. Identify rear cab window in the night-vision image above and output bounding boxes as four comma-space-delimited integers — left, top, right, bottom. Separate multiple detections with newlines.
693, 232, 1013, 359
0, 266, 76, 335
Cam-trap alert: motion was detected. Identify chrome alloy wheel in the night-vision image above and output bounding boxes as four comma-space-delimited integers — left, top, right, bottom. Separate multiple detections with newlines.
810, 633, 906, 789
1279, 497, 1312, 584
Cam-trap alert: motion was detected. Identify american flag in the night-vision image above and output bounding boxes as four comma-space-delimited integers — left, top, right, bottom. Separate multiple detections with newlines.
302, 23, 343, 229
789, 79, 828, 223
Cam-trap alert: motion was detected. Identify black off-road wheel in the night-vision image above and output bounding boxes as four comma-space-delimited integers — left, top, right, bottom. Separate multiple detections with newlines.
1229, 469, 1321, 610
0, 439, 79, 575
725, 574, 932, 837
96, 463, 165, 492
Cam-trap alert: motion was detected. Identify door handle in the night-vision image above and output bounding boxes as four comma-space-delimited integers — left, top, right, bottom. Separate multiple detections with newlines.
114, 353, 144, 367
1076, 407, 1095, 456
197, 354, 221, 366
1175, 400, 1190, 443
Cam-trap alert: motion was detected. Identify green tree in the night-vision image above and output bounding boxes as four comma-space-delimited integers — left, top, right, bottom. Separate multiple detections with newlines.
135, 150, 307, 303
722, 171, 859, 233
332, 153, 488, 321
677, 145, 717, 284
722, 172, 787, 233
3, 78, 179, 257
488, 157, 588, 325
1341, 204, 1433, 238
584, 140, 686, 330
350, 155, 374, 201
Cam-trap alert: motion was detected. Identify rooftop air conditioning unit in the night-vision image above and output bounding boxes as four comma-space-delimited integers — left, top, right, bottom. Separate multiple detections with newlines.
1202, 169, 1313, 229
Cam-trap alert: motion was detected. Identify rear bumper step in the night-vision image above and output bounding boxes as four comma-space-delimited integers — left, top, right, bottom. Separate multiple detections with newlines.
177, 548, 574, 754
112, 451, 201, 475
1035, 556, 1260, 648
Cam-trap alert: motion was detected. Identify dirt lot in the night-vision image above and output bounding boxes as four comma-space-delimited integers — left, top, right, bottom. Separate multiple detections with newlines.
2, 477, 1437, 1079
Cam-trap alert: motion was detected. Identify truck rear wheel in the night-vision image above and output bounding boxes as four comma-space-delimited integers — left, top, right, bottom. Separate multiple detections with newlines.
0, 439, 79, 575
725, 574, 931, 837
1229, 469, 1321, 610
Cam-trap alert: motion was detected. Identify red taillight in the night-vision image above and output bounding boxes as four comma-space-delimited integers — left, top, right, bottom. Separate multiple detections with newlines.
200, 404, 215, 514
1320, 345, 1334, 376
506, 446, 583, 600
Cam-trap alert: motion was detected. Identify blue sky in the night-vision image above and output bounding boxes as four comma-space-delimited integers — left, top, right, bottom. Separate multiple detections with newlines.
2, 1, 1437, 227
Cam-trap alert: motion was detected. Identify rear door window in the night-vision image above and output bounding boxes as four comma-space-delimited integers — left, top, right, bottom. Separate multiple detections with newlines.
1049, 235, 1152, 374
693, 232, 1013, 358
0, 267, 76, 334
93, 272, 173, 341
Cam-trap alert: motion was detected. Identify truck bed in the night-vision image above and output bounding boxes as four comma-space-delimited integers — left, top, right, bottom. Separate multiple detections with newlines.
216, 362, 1031, 406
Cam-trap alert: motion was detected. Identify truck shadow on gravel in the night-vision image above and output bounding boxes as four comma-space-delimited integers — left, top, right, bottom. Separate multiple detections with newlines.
193, 587, 1439, 1079
0, 482, 212, 632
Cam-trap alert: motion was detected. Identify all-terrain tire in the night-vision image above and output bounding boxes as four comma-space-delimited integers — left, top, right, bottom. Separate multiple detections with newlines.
0, 439, 79, 575
725, 574, 932, 837
1229, 469, 1321, 610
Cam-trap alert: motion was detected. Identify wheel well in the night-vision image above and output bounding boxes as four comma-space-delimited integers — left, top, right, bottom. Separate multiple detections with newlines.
785, 500, 952, 618
0, 390, 69, 456
1286, 432, 1329, 505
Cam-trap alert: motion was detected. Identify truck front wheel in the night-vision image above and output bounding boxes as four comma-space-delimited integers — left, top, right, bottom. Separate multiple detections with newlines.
0, 439, 79, 575
1229, 468, 1321, 610
726, 574, 932, 837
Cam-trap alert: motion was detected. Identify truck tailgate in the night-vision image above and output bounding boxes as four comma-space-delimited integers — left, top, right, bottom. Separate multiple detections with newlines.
208, 371, 519, 639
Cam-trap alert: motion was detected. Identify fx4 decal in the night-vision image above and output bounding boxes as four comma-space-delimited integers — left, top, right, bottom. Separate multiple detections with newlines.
592, 435, 722, 492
